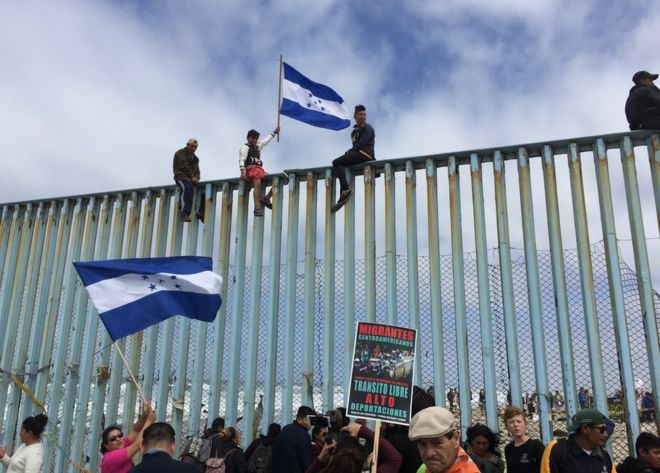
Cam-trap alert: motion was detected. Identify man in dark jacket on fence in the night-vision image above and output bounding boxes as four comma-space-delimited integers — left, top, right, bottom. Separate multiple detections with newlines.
271, 405, 315, 473
173, 138, 203, 223
625, 70, 660, 130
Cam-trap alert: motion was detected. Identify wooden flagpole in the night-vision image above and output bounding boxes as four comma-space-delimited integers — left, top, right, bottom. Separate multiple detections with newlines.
113, 340, 147, 403
370, 420, 381, 473
277, 54, 283, 142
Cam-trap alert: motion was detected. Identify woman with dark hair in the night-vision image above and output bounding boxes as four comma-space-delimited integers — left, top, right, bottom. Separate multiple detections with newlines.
306, 422, 402, 473
207, 427, 247, 473
244, 422, 281, 468
465, 424, 504, 473
100, 402, 155, 473
0, 413, 48, 473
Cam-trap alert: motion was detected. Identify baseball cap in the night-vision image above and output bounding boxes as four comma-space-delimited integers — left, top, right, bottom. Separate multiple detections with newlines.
633, 71, 658, 85
409, 406, 458, 441
567, 408, 608, 432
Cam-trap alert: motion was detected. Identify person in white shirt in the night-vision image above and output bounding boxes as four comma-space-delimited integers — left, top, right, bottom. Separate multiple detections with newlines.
0, 413, 48, 473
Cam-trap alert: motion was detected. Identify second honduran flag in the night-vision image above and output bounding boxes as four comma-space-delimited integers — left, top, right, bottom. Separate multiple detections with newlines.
74, 256, 222, 341
280, 62, 351, 130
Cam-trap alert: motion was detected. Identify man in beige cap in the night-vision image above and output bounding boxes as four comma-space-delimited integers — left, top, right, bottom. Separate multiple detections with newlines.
408, 406, 480, 473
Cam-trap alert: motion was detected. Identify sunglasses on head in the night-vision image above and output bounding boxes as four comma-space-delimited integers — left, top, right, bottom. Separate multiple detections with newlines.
108, 432, 124, 442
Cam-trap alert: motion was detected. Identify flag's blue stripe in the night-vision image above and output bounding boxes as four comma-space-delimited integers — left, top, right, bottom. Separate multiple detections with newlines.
283, 63, 345, 103
74, 256, 212, 286
280, 98, 351, 131
99, 290, 221, 341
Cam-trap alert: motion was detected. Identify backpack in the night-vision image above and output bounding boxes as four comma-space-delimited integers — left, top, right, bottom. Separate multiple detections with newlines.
205, 449, 236, 473
247, 442, 272, 473
180, 433, 217, 465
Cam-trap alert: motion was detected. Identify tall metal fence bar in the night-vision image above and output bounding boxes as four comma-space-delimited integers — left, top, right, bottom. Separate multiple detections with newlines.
0, 131, 659, 472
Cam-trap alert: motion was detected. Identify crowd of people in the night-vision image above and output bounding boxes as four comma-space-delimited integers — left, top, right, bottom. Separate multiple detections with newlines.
0, 387, 657, 473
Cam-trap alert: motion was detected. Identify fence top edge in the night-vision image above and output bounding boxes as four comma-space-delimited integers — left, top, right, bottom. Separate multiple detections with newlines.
2, 130, 655, 206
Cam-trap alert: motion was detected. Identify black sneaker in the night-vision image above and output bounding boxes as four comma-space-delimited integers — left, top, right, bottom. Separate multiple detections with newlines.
181, 213, 192, 222
331, 189, 351, 213
196, 211, 204, 223
260, 197, 272, 210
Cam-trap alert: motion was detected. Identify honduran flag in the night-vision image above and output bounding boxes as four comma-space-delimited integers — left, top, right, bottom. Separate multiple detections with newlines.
74, 256, 222, 341
280, 62, 351, 130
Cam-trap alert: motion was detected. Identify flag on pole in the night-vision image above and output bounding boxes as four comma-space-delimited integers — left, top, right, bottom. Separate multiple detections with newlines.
74, 256, 222, 341
280, 62, 351, 130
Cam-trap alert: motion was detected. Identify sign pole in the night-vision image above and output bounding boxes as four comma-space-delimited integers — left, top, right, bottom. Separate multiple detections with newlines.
370, 420, 381, 473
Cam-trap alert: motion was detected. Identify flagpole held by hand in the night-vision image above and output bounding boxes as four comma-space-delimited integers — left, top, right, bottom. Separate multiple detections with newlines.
277, 54, 283, 142
113, 340, 147, 403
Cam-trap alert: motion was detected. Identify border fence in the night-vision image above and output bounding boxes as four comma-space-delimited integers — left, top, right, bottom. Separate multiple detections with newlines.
0, 130, 658, 472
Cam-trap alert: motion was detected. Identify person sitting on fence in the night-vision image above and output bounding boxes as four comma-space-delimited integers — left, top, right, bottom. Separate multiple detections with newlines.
239, 126, 280, 217
128, 422, 199, 473
0, 413, 48, 473
465, 424, 504, 473
173, 138, 204, 223
100, 402, 156, 473
502, 405, 544, 473
617, 432, 660, 473
625, 70, 660, 130
331, 104, 375, 213
408, 406, 480, 473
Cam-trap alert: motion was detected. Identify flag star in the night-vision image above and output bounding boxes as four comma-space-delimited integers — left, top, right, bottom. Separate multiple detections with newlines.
142, 275, 149, 280
175, 283, 181, 289
170, 275, 177, 280
158, 279, 165, 284
308, 92, 312, 97
307, 102, 312, 107
321, 106, 325, 111
149, 284, 157, 291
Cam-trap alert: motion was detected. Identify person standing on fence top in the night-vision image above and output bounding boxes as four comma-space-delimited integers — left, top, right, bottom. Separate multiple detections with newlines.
173, 138, 203, 223
331, 104, 375, 213
540, 408, 614, 473
239, 126, 280, 217
0, 413, 48, 473
626, 70, 660, 130
128, 422, 199, 473
503, 406, 544, 473
408, 406, 480, 473
100, 402, 156, 473
271, 405, 316, 473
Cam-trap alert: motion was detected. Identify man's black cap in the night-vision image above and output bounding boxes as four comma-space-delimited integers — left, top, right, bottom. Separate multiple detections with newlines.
633, 70, 658, 85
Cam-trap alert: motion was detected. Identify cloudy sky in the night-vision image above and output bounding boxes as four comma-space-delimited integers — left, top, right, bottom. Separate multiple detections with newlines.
1, 0, 657, 202
2, 0, 658, 277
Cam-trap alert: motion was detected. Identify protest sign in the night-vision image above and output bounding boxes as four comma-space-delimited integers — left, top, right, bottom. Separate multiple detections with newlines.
346, 322, 416, 425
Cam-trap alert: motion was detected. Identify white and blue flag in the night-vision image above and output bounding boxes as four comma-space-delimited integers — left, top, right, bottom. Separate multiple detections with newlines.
280, 62, 351, 130
74, 256, 222, 341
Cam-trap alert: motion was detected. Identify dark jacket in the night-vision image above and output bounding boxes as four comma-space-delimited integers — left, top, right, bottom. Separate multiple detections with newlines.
208, 439, 247, 473
617, 456, 659, 473
383, 425, 422, 473
350, 123, 375, 159
305, 425, 402, 473
244, 434, 278, 462
173, 147, 201, 182
544, 436, 614, 473
625, 84, 660, 129
129, 451, 201, 473
271, 421, 314, 473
